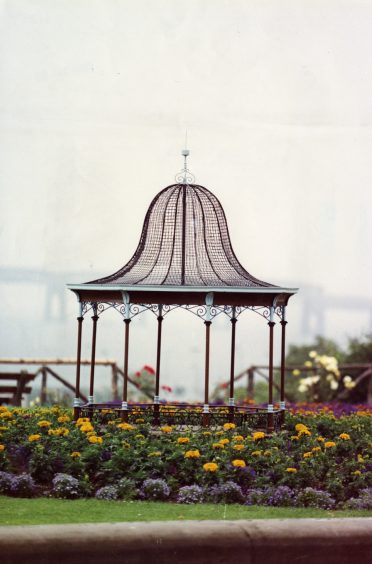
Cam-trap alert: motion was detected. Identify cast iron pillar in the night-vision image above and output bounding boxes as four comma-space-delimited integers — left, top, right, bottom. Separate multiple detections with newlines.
73, 304, 84, 421
154, 305, 163, 426
267, 306, 275, 433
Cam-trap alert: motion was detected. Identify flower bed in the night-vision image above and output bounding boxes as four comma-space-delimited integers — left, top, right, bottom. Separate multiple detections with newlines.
0, 404, 371, 509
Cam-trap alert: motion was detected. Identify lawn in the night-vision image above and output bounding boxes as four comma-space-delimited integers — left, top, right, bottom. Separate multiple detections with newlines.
0, 496, 371, 526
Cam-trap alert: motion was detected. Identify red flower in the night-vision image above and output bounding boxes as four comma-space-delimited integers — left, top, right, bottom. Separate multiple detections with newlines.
135, 371, 141, 377
161, 385, 172, 393
220, 382, 228, 389
143, 365, 155, 375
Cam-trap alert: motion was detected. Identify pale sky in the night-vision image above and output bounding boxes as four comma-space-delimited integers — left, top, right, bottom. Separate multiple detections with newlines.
1, 0, 371, 398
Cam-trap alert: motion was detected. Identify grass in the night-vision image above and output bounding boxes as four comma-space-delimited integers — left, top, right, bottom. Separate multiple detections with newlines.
0, 496, 371, 526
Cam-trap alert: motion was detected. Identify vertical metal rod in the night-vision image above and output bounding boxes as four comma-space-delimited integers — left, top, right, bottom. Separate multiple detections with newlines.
280, 320, 287, 404
229, 315, 237, 422
203, 320, 211, 427
154, 306, 163, 426
111, 364, 119, 401
181, 185, 187, 285
123, 320, 131, 403
74, 316, 84, 420
89, 311, 99, 401
268, 320, 275, 433
247, 368, 254, 400
40, 367, 47, 405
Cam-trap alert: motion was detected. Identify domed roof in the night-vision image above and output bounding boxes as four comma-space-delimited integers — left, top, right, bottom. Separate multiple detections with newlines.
89, 183, 275, 288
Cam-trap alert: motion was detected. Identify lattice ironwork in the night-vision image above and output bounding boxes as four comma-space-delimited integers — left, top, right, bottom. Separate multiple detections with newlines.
79, 402, 283, 431
88, 184, 276, 288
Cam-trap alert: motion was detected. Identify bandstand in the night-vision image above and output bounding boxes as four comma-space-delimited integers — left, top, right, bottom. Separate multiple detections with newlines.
67, 152, 298, 431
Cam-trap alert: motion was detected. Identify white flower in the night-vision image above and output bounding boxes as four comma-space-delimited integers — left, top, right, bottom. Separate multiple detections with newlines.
309, 351, 317, 359
330, 380, 339, 390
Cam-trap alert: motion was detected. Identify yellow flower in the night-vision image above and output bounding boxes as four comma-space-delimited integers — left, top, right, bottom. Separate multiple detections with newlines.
148, 451, 161, 457
122, 441, 131, 448
212, 443, 224, 449
88, 435, 103, 444
0, 411, 12, 419
223, 423, 236, 430
312, 447, 321, 452
286, 467, 297, 473
357, 454, 365, 463
160, 426, 173, 433
177, 437, 190, 444
203, 462, 218, 472
303, 452, 312, 458
233, 444, 245, 451
292, 369, 301, 377
339, 433, 350, 440
57, 415, 70, 423
352, 470, 361, 476
135, 418, 145, 423
70, 451, 81, 458
232, 459, 246, 468
28, 434, 41, 442
37, 420, 52, 428
298, 429, 311, 437
324, 441, 336, 449
295, 423, 309, 433
80, 423, 94, 433
264, 450, 272, 456
304, 360, 312, 367
251, 450, 262, 456
117, 423, 134, 430
232, 435, 244, 442
0, 445, 5, 452
252, 432, 265, 441
135, 434, 145, 440
215, 431, 224, 436
76, 417, 90, 426
203, 431, 212, 436
290, 436, 300, 441
309, 351, 317, 359
317, 437, 325, 443
184, 450, 201, 458
219, 438, 230, 445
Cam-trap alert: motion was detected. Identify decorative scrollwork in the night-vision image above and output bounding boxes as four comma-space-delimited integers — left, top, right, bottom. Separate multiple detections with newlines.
175, 170, 196, 184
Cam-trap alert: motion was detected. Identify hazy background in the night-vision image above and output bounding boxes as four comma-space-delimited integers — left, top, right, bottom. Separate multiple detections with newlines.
1, 0, 371, 400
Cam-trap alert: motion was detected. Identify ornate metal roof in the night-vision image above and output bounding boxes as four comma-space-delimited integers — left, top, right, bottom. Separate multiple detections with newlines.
88, 182, 276, 288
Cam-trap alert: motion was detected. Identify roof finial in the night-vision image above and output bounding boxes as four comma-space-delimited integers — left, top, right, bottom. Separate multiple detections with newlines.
176, 137, 195, 184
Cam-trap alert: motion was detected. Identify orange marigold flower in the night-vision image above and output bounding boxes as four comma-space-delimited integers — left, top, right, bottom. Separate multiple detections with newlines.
286, 467, 297, 473
219, 438, 230, 445
184, 449, 200, 458
232, 435, 244, 442
0, 445, 5, 452
57, 415, 70, 423
233, 444, 245, 451
312, 447, 321, 452
37, 420, 52, 428
232, 459, 246, 468
223, 423, 236, 430
28, 434, 41, 442
80, 423, 94, 433
117, 423, 134, 431
212, 443, 224, 449
303, 452, 312, 458
70, 451, 81, 458
252, 432, 265, 441
324, 441, 336, 449
160, 425, 173, 433
203, 462, 218, 472
251, 450, 262, 456
177, 437, 190, 444
339, 433, 350, 440
76, 417, 90, 426
88, 435, 103, 444
316, 437, 325, 442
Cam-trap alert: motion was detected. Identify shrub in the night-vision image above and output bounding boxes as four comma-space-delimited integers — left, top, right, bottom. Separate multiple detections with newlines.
139, 478, 170, 501
116, 477, 137, 500
51, 473, 86, 499
342, 489, 372, 510
177, 485, 205, 504
266, 486, 296, 507
0, 471, 13, 495
245, 488, 270, 506
295, 487, 336, 509
10, 473, 37, 498
208, 481, 245, 504
95, 486, 119, 501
